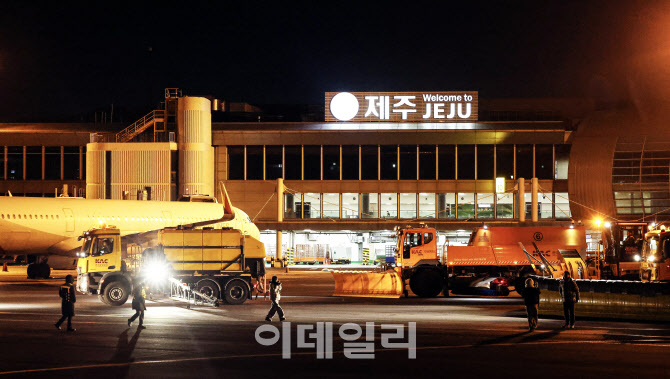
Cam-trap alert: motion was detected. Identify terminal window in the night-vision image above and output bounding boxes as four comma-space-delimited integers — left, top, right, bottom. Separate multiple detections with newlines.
457, 145, 475, 180
341, 145, 359, 180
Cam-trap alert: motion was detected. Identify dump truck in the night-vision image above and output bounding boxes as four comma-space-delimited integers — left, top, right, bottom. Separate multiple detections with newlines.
600, 222, 647, 280
331, 224, 590, 298
76, 226, 266, 306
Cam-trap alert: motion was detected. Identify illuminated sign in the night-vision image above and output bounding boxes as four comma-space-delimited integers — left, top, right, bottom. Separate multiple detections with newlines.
326, 91, 478, 122
495, 177, 505, 194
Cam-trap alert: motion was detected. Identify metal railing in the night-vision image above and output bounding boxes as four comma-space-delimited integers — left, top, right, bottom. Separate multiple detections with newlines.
115, 110, 165, 142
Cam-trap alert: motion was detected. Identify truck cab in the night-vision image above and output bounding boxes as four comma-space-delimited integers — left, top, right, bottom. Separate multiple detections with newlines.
76, 226, 134, 306
640, 228, 670, 282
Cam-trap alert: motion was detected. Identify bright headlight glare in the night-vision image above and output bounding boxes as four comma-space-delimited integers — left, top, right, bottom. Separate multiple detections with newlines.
144, 262, 168, 281
647, 255, 656, 263
634, 254, 641, 262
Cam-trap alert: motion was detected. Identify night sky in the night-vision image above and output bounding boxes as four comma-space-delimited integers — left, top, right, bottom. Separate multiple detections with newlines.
1, 1, 669, 122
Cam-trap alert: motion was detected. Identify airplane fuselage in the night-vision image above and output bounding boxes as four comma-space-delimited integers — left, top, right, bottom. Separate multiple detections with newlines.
0, 196, 259, 256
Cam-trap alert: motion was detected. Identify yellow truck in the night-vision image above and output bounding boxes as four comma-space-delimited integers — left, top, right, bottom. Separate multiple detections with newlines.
76, 226, 266, 306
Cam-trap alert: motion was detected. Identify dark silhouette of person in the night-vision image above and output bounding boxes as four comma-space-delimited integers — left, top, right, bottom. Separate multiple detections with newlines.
128, 281, 146, 329
265, 276, 285, 322
522, 277, 541, 331
55, 274, 76, 332
559, 270, 580, 329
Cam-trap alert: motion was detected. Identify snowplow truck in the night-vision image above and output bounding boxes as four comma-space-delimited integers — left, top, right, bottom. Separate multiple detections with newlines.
331, 224, 589, 298
76, 226, 266, 306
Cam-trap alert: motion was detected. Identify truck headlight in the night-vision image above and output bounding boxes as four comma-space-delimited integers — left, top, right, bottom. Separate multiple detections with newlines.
647, 255, 656, 263
634, 254, 641, 262
144, 261, 168, 283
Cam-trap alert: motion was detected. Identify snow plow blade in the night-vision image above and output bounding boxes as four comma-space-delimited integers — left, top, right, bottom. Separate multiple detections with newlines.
330, 270, 403, 298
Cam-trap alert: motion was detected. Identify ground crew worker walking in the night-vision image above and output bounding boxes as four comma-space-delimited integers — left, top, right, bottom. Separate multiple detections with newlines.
559, 270, 580, 329
522, 277, 541, 331
55, 274, 76, 332
128, 281, 146, 329
265, 276, 286, 322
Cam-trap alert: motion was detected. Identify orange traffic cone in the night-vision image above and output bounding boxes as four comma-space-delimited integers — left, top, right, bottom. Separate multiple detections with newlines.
2, 262, 7, 272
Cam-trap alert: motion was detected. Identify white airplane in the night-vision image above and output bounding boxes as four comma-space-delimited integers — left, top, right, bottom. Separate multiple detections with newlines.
0, 183, 259, 278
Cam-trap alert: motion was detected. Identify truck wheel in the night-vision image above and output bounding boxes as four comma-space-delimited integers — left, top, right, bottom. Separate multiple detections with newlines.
496, 285, 510, 296
39, 263, 51, 279
223, 279, 249, 305
196, 280, 220, 299
103, 281, 129, 306
409, 269, 443, 298
27, 264, 37, 279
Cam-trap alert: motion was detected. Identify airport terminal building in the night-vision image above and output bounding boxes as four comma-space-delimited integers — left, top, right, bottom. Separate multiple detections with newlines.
1, 89, 669, 261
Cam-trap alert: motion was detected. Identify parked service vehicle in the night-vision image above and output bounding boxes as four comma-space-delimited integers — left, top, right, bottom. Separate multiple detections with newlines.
331, 224, 590, 298
640, 225, 670, 282
76, 226, 266, 306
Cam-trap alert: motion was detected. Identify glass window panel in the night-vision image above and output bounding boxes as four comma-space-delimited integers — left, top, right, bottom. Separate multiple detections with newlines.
7, 147, 23, 180
437, 193, 456, 218
0, 151, 4, 180
476, 193, 494, 219
555, 144, 570, 180
399, 145, 417, 180
322, 193, 340, 218
284, 146, 301, 180
457, 145, 475, 180
380, 146, 398, 180
323, 145, 339, 180
496, 193, 514, 219
64, 146, 79, 154
535, 145, 553, 179
476, 145, 494, 180
303, 193, 321, 218
227, 146, 245, 180
26, 149, 42, 180
399, 193, 417, 218
265, 146, 282, 180
304, 146, 321, 180
342, 145, 359, 180
284, 193, 301, 219
361, 145, 378, 180
245, 146, 263, 180
44, 148, 60, 180
516, 145, 533, 179
457, 193, 475, 219
63, 153, 80, 180
419, 145, 436, 180
419, 193, 436, 218
554, 192, 572, 218
438, 145, 456, 180
44, 146, 60, 153
381, 193, 397, 218
361, 193, 379, 218
496, 145, 515, 179
539, 192, 553, 218
342, 193, 359, 219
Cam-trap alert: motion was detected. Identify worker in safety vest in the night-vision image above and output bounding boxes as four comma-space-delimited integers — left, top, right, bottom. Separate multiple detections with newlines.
264, 276, 286, 322
55, 275, 76, 332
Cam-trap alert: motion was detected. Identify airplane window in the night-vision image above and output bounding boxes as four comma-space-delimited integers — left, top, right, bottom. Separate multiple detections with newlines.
40, 215, 44, 219
18, 215, 22, 219
13, 214, 16, 219
1, 214, 4, 219
29, 215, 32, 219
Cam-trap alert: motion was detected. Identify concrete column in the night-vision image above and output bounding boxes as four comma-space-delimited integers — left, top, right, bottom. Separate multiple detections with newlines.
362, 193, 370, 218
276, 230, 283, 260
438, 193, 448, 218
277, 178, 284, 222
531, 177, 539, 222
518, 178, 525, 222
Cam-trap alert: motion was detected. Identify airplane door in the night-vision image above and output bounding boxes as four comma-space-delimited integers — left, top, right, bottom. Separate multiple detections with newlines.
163, 211, 172, 227
63, 208, 74, 233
